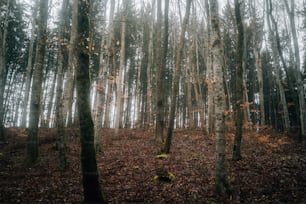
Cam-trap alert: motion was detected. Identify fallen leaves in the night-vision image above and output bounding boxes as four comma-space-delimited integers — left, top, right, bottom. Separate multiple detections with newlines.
0, 128, 306, 203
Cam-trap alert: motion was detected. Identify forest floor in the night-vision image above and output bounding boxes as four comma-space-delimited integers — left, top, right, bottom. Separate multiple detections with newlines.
0, 127, 306, 203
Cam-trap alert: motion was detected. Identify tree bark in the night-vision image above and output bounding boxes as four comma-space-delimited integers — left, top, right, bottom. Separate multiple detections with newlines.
21, 2, 38, 128
209, 0, 230, 195
76, 0, 106, 202
266, 0, 290, 133
55, 0, 70, 171
155, 0, 169, 142
284, 0, 306, 140
232, 0, 244, 161
26, 0, 48, 163
63, 0, 78, 128
114, 1, 127, 137
164, 0, 192, 154
0, 0, 11, 142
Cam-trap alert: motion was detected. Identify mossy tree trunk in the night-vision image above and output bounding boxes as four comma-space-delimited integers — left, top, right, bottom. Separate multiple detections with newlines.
76, 0, 106, 202
26, 0, 48, 164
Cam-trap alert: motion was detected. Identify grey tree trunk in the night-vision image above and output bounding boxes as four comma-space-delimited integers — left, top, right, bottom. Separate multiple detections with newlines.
55, 0, 70, 171
205, 0, 214, 135
26, 0, 48, 164
94, 0, 107, 151
209, 0, 230, 195
266, 0, 290, 132
164, 0, 192, 153
63, 0, 78, 127
103, 0, 116, 129
284, 0, 306, 140
21, 2, 38, 128
114, 1, 127, 137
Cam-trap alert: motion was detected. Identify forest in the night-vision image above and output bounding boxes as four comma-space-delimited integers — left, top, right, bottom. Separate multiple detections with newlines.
0, 0, 306, 203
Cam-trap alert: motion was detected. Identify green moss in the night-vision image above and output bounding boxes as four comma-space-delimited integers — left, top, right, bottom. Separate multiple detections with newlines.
155, 153, 169, 159
154, 169, 176, 182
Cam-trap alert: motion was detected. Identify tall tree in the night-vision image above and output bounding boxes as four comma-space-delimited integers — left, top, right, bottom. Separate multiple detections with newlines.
20, 1, 38, 128
155, 0, 169, 141
209, 0, 230, 194
232, 0, 244, 161
63, 0, 78, 128
76, 0, 106, 202
0, 0, 11, 142
164, 0, 192, 153
55, 0, 70, 171
266, 0, 290, 133
26, 0, 48, 163
283, 0, 306, 140
114, 1, 128, 137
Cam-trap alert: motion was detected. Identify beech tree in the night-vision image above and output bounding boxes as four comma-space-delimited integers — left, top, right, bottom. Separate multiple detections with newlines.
209, 0, 230, 194
0, 0, 10, 142
76, 0, 106, 202
232, 0, 244, 161
164, 0, 192, 153
26, 0, 48, 163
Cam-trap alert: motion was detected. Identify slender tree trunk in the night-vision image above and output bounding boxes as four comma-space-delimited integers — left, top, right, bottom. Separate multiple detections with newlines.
205, 0, 214, 135
103, 0, 116, 129
266, 0, 290, 133
155, 0, 169, 142
76, 0, 106, 202
0, 0, 10, 142
284, 0, 306, 140
94, 0, 107, 151
209, 0, 230, 194
55, 0, 70, 171
114, 2, 127, 137
63, 0, 78, 128
164, 0, 192, 154
21, 2, 38, 128
145, 3, 154, 129
232, 0, 244, 161
26, 0, 48, 164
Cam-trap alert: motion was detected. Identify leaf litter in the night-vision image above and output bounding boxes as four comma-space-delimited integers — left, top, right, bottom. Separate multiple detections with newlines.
0, 127, 305, 203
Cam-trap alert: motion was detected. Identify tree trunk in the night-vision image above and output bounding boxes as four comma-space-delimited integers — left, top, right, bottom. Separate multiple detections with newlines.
94, 0, 107, 152
205, 0, 214, 135
21, 2, 38, 128
114, 1, 127, 137
26, 0, 48, 164
55, 0, 70, 171
164, 0, 192, 154
76, 0, 106, 202
63, 0, 78, 128
209, 0, 230, 195
155, 0, 169, 142
0, 0, 10, 142
284, 0, 306, 140
266, 0, 290, 133
232, 0, 244, 161
103, 0, 116, 129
